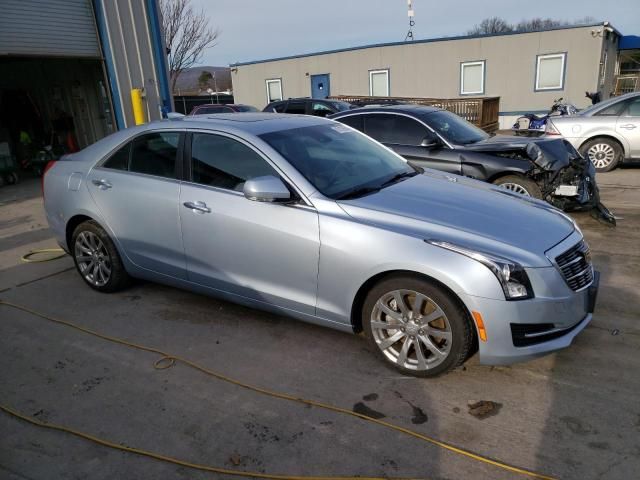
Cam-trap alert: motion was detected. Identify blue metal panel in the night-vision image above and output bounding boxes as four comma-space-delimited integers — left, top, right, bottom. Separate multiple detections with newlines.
146, 0, 173, 114
310, 74, 330, 99
620, 35, 640, 50
92, 0, 125, 129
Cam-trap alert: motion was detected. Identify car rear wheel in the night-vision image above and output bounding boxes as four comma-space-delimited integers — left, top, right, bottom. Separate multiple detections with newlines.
580, 138, 621, 172
72, 220, 130, 292
362, 275, 474, 377
493, 175, 542, 198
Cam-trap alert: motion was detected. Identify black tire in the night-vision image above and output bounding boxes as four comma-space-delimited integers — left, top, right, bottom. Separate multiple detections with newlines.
71, 220, 130, 292
362, 275, 474, 377
493, 174, 542, 199
579, 137, 622, 172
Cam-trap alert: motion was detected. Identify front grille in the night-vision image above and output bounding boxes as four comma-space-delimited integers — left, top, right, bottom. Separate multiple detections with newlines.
555, 240, 593, 291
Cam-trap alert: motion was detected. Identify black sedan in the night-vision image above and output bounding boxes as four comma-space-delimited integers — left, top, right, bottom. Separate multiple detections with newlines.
330, 105, 614, 224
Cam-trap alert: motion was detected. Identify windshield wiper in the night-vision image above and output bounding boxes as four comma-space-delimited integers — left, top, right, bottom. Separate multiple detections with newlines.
379, 170, 419, 188
336, 186, 382, 200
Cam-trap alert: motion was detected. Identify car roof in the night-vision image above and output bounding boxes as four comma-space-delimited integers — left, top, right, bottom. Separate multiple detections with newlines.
164, 112, 328, 135
330, 104, 442, 117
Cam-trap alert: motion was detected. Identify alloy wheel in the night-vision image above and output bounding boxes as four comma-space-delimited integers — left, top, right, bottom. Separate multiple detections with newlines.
370, 290, 452, 371
498, 183, 531, 196
74, 231, 112, 287
587, 143, 615, 169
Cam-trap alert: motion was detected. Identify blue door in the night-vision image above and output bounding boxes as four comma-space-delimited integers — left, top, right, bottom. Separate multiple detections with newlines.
311, 74, 330, 99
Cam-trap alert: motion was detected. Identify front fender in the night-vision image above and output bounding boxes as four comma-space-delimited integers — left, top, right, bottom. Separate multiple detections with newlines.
315, 213, 504, 326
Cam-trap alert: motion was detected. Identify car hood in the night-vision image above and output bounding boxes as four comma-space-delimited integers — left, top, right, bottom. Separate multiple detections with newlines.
461, 135, 580, 171
337, 170, 575, 267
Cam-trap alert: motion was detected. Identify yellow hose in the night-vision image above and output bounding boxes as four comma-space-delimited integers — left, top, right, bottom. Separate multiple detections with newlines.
20, 248, 67, 263
0, 300, 557, 480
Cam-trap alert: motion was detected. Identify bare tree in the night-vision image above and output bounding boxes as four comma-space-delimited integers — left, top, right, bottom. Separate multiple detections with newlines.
467, 17, 513, 35
516, 18, 563, 32
160, 0, 220, 93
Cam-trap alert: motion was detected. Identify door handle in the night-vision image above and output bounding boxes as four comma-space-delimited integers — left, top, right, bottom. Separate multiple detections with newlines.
620, 124, 637, 130
183, 201, 211, 213
92, 179, 112, 189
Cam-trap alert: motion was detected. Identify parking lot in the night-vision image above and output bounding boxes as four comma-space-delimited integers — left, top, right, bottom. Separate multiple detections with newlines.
1, 169, 639, 480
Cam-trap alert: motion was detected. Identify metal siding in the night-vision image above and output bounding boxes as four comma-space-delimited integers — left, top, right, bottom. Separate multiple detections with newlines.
233, 26, 604, 112
0, 0, 100, 57
98, 0, 168, 127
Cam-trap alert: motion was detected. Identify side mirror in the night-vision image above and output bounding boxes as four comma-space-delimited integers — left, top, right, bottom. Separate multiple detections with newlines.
420, 136, 441, 148
243, 175, 291, 202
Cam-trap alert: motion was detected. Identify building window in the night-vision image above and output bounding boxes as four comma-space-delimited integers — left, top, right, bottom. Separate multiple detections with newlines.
369, 69, 389, 97
460, 61, 485, 95
266, 78, 283, 103
535, 53, 566, 91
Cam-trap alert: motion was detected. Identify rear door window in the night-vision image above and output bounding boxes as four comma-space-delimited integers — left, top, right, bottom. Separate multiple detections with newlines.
364, 114, 428, 145
103, 144, 130, 171
129, 132, 180, 179
623, 98, 640, 117
284, 102, 307, 114
596, 101, 628, 116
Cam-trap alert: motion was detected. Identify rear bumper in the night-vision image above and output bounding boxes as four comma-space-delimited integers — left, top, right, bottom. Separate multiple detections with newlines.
459, 267, 599, 366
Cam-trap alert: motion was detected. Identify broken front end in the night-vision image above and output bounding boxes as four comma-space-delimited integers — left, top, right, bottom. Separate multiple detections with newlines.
524, 141, 616, 226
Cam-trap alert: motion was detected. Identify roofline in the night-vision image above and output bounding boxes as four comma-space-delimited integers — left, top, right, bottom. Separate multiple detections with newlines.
232, 22, 616, 67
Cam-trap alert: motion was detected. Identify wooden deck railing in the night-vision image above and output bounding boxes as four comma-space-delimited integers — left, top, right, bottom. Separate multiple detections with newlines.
329, 95, 500, 133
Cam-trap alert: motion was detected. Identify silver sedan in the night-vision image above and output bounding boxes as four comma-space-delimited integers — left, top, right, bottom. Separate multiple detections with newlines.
43, 114, 598, 376
547, 92, 640, 172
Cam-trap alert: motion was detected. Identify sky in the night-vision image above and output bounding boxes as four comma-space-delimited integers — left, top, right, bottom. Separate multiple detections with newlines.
190, 0, 640, 67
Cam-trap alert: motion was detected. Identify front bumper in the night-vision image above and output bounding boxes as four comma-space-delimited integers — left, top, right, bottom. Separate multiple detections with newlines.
459, 268, 599, 366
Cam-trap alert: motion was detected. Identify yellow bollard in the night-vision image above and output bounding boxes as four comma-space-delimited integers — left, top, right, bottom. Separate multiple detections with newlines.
130, 88, 146, 125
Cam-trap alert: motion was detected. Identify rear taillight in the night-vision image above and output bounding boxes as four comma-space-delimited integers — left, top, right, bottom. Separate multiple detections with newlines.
545, 120, 561, 136
42, 160, 57, 197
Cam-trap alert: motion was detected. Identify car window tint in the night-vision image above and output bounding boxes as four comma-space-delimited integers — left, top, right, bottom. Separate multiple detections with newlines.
130, 132, 179, 179
365, 114, 428, 145
103, 144, 130, 171
284, 102, 306, 114
271, 103, 286, 113
596, 101, 627, 116
337, 115, 364, 132
624, 98, 640, 117
191, 133, 278, 191
312, 103, 334, 117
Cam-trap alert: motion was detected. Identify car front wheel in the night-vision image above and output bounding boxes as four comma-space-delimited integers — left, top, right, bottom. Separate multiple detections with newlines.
71, 220, 130, 292
362, 275, 474, 377
493, 175, 542, 198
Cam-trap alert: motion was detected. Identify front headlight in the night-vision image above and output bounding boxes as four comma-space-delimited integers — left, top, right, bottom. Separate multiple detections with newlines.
425, 240, 533, 300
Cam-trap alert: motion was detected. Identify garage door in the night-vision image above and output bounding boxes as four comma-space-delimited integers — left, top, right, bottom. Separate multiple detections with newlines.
0, 0, 100, 58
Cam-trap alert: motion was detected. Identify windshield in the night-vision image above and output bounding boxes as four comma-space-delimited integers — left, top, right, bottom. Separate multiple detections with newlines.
235, 105, 259, 112
259, 123, 416, 199
423, 110, 489, 145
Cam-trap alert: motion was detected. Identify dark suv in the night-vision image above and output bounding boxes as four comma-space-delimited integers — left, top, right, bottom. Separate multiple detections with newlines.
263, 98, 353, 117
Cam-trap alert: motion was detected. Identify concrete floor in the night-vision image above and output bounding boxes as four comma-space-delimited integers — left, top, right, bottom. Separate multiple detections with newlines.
1, 169, 639, 480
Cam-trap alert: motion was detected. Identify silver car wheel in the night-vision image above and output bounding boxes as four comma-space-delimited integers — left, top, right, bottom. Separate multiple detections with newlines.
587, 143, 615, 169
371, 290, 452, 371
74, 231, 111, 287
498, 183, 531, 196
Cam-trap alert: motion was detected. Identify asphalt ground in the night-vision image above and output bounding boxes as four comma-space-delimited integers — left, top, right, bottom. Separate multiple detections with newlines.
1, 168, 639, 480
